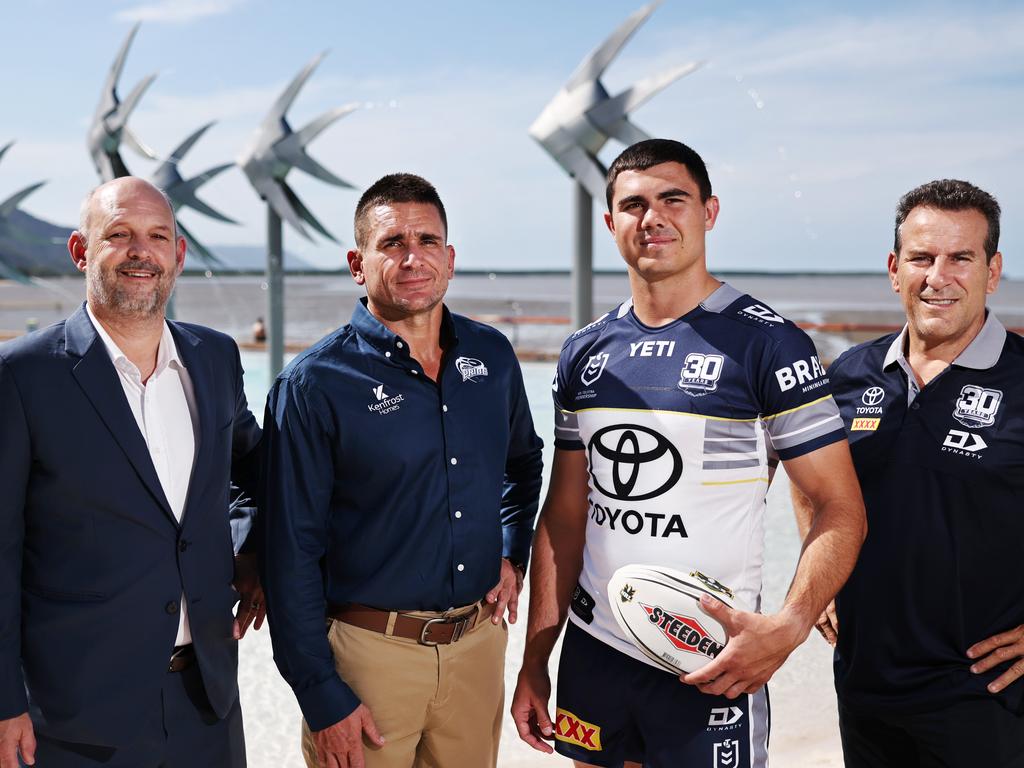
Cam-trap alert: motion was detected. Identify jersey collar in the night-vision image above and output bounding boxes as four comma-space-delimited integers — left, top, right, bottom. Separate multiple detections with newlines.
883, 310, 1006, 373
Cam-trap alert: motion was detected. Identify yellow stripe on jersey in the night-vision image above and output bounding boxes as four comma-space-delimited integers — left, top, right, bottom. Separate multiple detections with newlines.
701, 476, 770, 486
761, 394, 836, 421
574, 406, 759, 423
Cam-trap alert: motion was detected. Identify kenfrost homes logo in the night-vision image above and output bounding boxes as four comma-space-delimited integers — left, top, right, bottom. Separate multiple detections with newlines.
942, 429, 987, 459
741, 304, 783, 324
580, 353, 609, 386
367, 384, 404, 416
455, 356, 488, 382
953, 385, 1002, 429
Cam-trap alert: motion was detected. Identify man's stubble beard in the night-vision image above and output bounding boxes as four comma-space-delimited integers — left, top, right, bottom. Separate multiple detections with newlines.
88, 264, 175, 318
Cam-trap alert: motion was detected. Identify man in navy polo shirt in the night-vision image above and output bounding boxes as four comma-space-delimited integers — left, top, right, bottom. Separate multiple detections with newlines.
261, 173, 543, 768
794, 179, 1024, 766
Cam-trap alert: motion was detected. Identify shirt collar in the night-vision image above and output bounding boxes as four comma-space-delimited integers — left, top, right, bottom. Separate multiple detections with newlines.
86, 302, 184, 378
350, 297, 458, 358
882, 311, 1006, 372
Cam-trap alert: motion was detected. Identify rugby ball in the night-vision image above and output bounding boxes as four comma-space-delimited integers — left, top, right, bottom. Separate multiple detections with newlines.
607, 564, 745, 675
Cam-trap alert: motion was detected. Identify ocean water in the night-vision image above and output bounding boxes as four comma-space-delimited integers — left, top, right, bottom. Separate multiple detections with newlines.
237, 355, 843, 767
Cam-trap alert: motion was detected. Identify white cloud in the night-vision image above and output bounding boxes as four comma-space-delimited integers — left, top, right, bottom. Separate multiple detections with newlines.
114, 0, 247, 25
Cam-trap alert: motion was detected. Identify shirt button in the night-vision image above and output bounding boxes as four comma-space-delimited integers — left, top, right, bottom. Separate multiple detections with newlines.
450, 457, 457, 465
411, 370, 419, 375
457, 564, 465, 572
455, 510, 462, 519
165, 601, 179, 615
396, 341, 404, 349
385, 351, 391, 358
442, 405, 448, 412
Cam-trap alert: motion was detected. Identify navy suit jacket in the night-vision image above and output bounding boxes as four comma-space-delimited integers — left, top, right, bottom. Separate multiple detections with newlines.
0, 304, 261, 746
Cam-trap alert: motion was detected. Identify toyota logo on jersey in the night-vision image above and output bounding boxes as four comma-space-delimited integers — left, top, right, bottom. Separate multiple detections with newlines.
861, 387, 885, 406
587, 425, 682, 501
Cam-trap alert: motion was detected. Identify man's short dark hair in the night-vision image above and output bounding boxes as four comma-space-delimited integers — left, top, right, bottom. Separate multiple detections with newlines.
605, 139, 712, 211
894, 179, 1001, 262
354, 173, 448, 249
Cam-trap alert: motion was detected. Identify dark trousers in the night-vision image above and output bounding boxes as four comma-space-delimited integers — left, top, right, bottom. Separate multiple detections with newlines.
839, 697, 1024, 768
30, 663, 245, 768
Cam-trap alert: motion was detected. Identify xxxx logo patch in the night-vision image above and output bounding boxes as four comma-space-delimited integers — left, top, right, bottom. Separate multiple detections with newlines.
554, 708, 602, 751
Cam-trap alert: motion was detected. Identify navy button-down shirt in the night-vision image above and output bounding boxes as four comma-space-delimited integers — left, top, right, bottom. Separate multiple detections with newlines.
262, 299, 543, 729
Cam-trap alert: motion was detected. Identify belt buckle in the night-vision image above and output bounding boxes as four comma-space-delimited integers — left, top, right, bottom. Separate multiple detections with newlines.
419, 616, 445, 646
449, 615, 469, 643
418, 614, 471, 645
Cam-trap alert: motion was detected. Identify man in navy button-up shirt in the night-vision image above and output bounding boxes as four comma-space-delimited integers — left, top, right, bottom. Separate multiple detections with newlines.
262, 173, 543, 768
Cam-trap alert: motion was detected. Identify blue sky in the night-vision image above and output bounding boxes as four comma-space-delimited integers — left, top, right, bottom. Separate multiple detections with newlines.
2, 0, 1022, 274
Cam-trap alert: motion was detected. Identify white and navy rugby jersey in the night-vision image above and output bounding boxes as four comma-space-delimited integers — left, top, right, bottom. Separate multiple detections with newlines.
553, 282, 846, 669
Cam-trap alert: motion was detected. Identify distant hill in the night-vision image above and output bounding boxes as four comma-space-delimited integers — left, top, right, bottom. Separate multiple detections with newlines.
0, 211, 326, 276
183, 244, 322, 274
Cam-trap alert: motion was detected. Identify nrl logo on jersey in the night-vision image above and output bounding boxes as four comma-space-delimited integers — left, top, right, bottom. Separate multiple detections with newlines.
455, 356, 488, 382
580, 353, 610, 386
740, 304, 783, 324
953, 385, 1002, 428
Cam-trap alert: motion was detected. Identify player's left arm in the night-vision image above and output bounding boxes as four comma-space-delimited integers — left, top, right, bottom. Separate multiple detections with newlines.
967, 626, 1024, 693
682, 439, 866, 698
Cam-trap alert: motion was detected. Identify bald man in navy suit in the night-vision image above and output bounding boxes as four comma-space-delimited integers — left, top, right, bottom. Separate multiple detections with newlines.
0, 177, 263, 767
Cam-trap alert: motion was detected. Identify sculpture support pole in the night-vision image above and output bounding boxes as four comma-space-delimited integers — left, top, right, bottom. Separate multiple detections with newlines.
572, 181, 593, 331
267, 207, 285, 382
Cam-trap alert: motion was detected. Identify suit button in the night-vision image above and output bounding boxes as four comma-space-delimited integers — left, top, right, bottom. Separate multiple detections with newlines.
166, 601, 179, 614
178, 539, 189, 553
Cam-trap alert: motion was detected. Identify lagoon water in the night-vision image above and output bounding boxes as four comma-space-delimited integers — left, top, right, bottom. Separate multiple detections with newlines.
237, 356, 843, 768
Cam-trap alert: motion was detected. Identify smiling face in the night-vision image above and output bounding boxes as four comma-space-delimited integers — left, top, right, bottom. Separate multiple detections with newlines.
889, 205, 1001, 350
69, 178, 185, 320
604, 161, 719, 284
347, 201, 454, 321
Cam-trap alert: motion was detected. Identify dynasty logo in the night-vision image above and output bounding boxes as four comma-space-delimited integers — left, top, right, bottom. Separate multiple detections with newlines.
641, 603, 724, 659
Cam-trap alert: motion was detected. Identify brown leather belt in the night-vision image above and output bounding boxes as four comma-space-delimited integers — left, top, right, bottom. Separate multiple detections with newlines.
168, 644, 195, 673
328, 602, 492, 646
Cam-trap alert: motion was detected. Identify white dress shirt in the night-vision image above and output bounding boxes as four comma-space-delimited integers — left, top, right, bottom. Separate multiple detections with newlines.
86, 304, 199, 646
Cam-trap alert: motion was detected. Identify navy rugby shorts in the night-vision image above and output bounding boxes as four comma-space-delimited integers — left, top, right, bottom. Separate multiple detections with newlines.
554, 621, 769, 768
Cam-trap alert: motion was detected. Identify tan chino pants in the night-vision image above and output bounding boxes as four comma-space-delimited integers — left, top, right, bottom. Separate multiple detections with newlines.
302, 605, 507, 768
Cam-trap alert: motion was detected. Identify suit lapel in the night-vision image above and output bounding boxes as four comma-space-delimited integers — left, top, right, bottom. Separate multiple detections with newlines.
65, 305, 175, 523
170, 321, 215, 527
